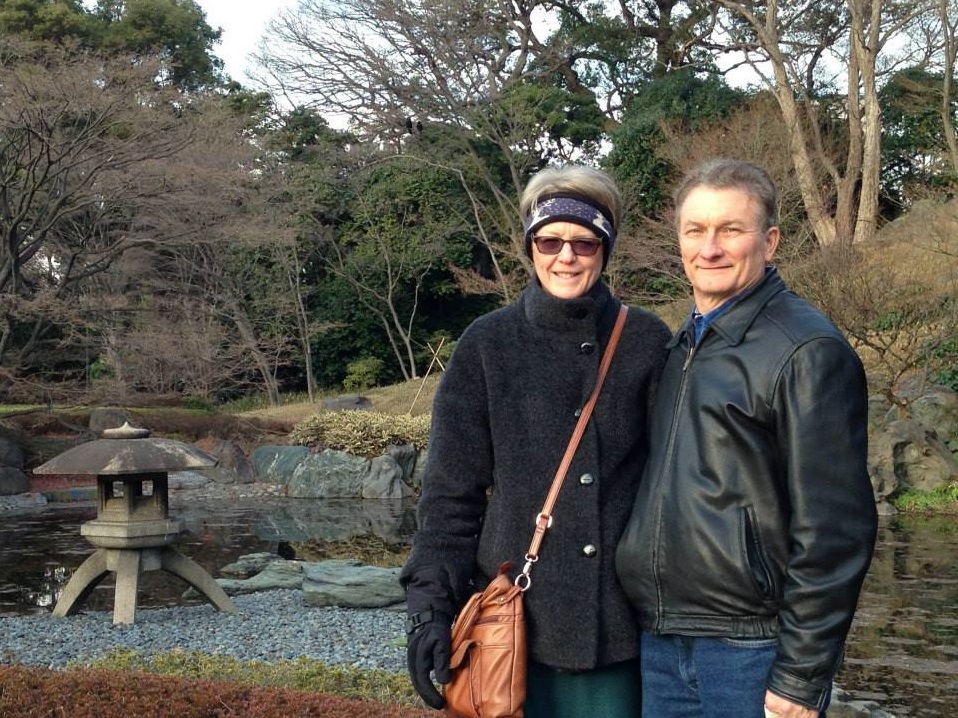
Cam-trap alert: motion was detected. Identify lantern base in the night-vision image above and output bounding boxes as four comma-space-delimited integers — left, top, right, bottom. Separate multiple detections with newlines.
52, 546, 237, 624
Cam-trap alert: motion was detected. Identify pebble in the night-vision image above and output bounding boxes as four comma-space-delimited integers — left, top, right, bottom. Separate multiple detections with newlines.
0, 589, 408, 673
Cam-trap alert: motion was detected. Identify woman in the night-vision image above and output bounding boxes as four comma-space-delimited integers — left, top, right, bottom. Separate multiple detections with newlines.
400, 165, 670, 716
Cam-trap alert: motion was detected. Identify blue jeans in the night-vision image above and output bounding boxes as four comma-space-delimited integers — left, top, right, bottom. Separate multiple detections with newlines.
641, 633, 820, 718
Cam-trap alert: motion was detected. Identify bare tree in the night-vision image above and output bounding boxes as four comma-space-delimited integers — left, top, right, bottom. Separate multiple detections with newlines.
713, 0, 939, 247
0, 42, 260, 393
252, 0, 613, 302
934, 0, 958, 173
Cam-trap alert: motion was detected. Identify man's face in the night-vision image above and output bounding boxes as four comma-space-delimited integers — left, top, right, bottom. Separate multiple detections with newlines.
677, 186, 780, 313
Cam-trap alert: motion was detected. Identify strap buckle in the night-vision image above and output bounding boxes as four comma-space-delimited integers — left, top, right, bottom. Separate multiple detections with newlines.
404, 609, 435, 635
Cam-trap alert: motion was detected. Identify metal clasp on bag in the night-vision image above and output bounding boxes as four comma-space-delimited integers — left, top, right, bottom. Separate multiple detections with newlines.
515, 553, 536, 591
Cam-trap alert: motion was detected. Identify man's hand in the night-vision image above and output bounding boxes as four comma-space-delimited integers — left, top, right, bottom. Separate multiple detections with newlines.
764, 690, 819, 718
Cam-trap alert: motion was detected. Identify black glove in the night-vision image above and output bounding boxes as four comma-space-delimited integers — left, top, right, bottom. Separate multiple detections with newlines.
404, 567, 457, 709
406, 609, 452, 709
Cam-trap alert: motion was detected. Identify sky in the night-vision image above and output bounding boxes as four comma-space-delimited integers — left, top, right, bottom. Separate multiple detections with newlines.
196, 0, 298, 82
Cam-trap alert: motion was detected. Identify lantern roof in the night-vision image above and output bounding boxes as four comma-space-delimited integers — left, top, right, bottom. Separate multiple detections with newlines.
33, 422, 217, 476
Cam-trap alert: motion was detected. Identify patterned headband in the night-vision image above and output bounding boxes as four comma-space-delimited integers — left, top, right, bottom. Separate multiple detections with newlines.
523, 193, 616, 250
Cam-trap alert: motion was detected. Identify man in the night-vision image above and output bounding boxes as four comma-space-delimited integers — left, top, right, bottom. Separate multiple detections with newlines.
616, 159, 878, 718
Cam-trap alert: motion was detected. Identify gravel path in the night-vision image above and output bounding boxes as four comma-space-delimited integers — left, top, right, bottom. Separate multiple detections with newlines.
1, 589, 408, 673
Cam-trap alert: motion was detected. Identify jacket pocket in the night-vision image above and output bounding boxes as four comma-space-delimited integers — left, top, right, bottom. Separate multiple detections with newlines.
742, 506, 778, 605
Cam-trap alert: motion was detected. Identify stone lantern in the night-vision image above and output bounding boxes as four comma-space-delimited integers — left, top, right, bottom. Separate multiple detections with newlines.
33, 422, 237, 624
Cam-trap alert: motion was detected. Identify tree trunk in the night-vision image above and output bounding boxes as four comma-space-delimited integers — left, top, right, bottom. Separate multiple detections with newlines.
850, 0, 882, 244
229, 306, 281, 407
940, 0, 958, 173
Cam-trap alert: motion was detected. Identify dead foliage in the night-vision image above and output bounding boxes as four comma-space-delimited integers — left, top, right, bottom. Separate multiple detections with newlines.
0, 665, 432, 718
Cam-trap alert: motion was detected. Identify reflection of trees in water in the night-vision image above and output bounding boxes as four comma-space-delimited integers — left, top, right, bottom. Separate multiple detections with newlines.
289, 533, 411, 567
1, 498, 409, 615
17, 565, 70, 610
837, 516, 958, 717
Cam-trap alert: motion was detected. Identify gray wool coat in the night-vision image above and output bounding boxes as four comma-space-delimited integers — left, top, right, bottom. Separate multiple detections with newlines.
401, 278, 671, 671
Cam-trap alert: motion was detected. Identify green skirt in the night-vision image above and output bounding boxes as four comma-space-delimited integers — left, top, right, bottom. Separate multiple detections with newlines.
523, 658, 641, 718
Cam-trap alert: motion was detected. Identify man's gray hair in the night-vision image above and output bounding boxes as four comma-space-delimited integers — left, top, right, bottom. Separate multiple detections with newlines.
673, 159, 779, 230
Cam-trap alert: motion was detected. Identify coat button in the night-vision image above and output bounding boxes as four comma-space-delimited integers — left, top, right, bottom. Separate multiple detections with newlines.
579, 473, 594, 485
579, 342, 595, 355
582, 544, 597, 557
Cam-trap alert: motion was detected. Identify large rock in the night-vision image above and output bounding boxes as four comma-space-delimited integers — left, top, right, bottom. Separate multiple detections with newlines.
410, 447, 428, 489
321, 395, 373, 412
195, 438, 255, 484
386, 443, 418, 484
251, 445, 310, 484
251, 445, 420, 499
0, 466, 30, 496
205, 553, 407, 609
302, 559, 404, 608
212, 560, 305, 595
363, 455, 415, 499
869, 419, 958, 504
288, 449, 368, 498
907, 384, 958, 445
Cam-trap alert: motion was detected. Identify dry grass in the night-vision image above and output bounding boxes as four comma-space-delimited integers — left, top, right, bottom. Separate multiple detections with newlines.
241, 375, 441, 424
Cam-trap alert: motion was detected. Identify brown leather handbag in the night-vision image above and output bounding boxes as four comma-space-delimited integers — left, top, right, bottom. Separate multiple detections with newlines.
443, 305, 628, 718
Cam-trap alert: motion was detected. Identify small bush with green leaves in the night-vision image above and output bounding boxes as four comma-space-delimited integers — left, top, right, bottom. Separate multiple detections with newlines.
289, 410, 431, 456
893, 483, 958, 514
920, 338, 958, 394
343, 357, 385, 391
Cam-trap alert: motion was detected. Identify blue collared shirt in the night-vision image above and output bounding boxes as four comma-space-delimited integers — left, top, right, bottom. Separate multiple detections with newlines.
689, 268, 773, 346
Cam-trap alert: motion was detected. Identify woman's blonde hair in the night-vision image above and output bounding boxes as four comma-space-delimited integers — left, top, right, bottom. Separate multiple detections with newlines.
520, 166, 622, 231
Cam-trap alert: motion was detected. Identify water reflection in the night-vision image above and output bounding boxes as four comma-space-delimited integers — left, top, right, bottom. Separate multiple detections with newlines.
0, 497, 416, 617
1, 502, 955, 716
837, 515, 958, 717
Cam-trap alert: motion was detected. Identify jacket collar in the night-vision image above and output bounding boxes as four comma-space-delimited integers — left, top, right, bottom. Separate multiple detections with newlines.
668, 267, 787, 349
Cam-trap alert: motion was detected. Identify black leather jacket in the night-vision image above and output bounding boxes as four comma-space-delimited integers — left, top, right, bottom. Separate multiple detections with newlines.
616, 268, 878, 711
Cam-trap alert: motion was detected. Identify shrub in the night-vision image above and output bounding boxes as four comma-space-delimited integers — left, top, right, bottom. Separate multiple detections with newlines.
0, 663, 431, 718
892, 483, 958, 514
343, 358, 385, 391
920, 338, 958, 394
289, 410, 431, 456
82, 649, 418, 706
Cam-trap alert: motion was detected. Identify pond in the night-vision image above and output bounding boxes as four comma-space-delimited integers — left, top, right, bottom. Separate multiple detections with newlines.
0, 499, 955, 717
0, 496, 418, 616
837, 515, 958, 717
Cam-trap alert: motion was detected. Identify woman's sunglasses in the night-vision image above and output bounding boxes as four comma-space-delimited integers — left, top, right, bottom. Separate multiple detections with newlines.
532, 235, 602, 257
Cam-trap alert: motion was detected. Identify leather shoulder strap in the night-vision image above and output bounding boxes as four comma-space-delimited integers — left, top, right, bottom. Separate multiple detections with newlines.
517, 304, 629, 587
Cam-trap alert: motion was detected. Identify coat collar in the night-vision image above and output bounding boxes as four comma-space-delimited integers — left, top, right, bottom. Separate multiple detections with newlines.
668, 267, 788, 349
522, 277, 614, 334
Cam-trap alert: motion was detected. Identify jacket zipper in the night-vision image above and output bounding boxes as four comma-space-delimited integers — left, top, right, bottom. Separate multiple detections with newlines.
652, 330, 696, 631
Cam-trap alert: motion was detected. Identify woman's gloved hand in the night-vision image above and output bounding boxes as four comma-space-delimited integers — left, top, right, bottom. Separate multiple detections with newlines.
406, 609, 452, 709
404, 567, 458, 709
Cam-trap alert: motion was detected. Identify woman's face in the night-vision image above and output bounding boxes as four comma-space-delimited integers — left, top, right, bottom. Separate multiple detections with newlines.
531, 221, 604, 299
